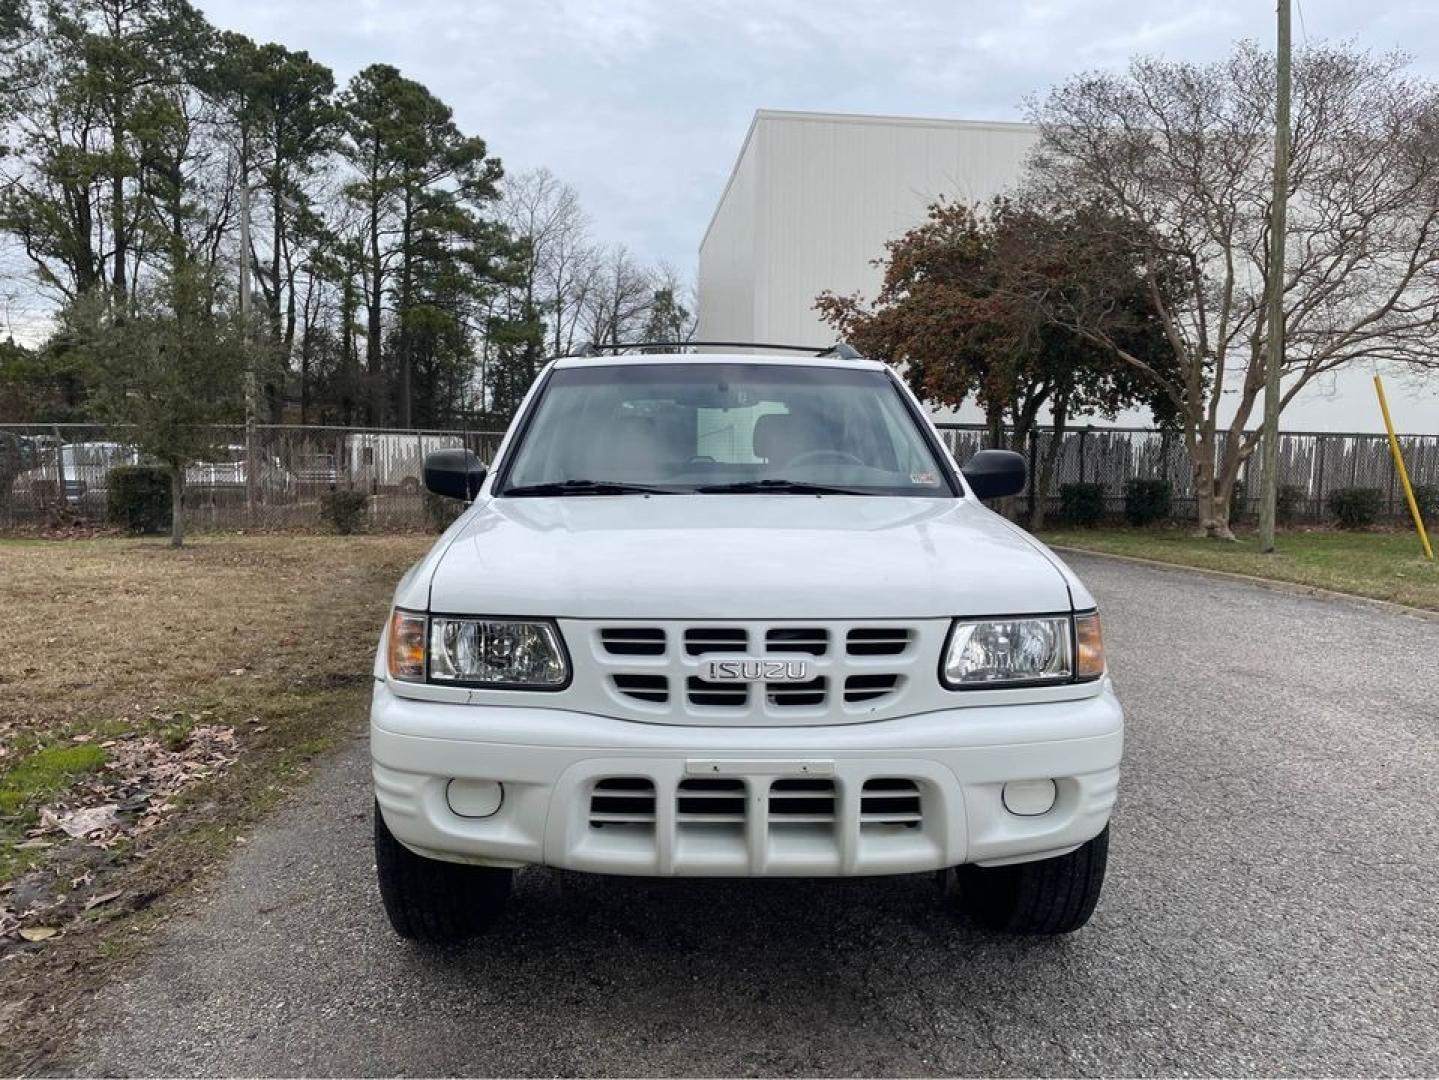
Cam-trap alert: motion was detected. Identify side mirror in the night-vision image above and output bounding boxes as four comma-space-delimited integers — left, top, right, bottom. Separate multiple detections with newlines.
423, 449, 486, 502
962, 449, 1027, 501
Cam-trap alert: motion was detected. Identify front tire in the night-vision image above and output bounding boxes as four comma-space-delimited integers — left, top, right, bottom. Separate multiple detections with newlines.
374, 802, 512, 942
946, 825, 1109, 935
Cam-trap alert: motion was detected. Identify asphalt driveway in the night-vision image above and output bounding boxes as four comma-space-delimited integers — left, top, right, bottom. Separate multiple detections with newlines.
62, 555, 1439, 1076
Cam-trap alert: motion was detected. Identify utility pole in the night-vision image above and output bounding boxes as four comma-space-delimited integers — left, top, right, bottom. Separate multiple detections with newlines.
1258, 0, 1292, 553
240, 158, 258, 518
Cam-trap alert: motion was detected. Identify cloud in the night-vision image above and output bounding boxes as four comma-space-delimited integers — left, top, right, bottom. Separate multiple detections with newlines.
164, 0, 1439, 283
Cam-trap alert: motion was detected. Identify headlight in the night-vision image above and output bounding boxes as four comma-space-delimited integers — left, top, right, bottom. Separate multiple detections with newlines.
942, 614, 1103, 689
387, 610, 569, 688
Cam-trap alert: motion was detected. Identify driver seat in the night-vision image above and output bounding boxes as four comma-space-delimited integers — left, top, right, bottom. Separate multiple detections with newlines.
753, 411, 836, 466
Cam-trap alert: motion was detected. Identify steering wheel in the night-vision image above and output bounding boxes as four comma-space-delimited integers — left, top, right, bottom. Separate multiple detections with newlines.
785, 448, 865, 469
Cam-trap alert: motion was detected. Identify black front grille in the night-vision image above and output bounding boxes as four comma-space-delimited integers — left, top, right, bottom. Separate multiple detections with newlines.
846, 628, 912, 656
684, 627, 748, 655
687, 676, 749, 708
613, 673, 669, 703
600, 627, 666, 656
765, 677, 826, 708
844, 673, 901, 703
765, 627, 829, 656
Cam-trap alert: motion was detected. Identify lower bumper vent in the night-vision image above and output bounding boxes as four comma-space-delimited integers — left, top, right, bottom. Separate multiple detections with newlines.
676, 777, 746, 825
768, 777, 836, 823
860, 778, 922, 828
589, 778, 656, 827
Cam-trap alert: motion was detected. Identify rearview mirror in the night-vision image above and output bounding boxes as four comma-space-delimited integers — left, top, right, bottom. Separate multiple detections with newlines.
962, 449, 1026, 501
423, 449, 486, 502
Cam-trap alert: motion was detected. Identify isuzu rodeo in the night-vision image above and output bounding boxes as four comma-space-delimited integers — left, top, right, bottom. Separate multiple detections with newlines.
371, 349, 1121, 941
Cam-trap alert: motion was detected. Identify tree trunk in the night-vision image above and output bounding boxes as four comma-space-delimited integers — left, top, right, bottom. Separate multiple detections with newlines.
170, 468, 184, 548
366, 157, 383, 424
1192, 434, 1236, 541
271, 152, 285, 346
1031, 398, 1069, 532
985, 402, 1005, 450
340, 269, 356, 425
111, 116, 127, 302
299, 331, 312, 425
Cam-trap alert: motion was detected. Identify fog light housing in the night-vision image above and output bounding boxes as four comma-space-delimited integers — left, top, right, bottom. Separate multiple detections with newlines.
1002, 779, 1057, 817
446, 779, 504, 818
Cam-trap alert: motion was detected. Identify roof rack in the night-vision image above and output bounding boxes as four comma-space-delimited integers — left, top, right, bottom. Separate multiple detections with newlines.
572, 340, 864, 358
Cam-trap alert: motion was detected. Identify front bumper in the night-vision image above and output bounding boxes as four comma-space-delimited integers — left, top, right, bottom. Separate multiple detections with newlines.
370, 679, 1123, 877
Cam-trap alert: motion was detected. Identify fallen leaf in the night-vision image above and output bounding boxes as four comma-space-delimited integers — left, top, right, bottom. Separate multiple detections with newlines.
19, 926, 59, 942
55, 804, 121, 838
83, 890, 123, 911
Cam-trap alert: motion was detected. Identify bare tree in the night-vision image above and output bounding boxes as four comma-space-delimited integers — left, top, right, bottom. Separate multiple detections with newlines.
500, 167, 599, 357
1023, 41, 1439, 539
582, 244, 654, 347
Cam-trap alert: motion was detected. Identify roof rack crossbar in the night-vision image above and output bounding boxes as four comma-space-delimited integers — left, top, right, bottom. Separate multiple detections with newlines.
571, 340, 863, 358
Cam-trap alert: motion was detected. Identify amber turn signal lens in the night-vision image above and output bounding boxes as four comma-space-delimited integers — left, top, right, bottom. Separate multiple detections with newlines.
1075, 611, 1105, 680
388, 609, 427, 681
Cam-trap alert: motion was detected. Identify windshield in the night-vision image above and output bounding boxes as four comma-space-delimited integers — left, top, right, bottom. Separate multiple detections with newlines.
499, 363, 955, 497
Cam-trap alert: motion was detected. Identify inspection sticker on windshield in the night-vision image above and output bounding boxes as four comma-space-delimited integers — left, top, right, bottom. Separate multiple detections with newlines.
911, 471, 939, 486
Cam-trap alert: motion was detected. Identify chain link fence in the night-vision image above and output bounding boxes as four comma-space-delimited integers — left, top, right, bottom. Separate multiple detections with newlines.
0, 424, 505, 532
1, 421, 1434, 532
934, 423, 1439, 523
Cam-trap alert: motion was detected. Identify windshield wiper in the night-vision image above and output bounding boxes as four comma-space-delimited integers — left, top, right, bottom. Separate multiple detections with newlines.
503, 479, 681, 497
695, 479, 869, 496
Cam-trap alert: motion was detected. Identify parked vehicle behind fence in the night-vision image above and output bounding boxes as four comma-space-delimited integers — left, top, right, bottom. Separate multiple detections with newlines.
185, 445, 298, 501
346, 432, 466, 493
9, 441, 139, 511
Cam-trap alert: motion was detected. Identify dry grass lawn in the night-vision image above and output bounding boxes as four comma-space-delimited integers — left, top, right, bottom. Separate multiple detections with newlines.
2, 535, 424, 744
0, 533, 429, 1065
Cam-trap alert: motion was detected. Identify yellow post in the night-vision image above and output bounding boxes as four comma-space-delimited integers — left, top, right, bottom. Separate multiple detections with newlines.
1374, 374, 1434, 561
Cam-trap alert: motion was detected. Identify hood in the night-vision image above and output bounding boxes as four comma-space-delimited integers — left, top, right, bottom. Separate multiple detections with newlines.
423, 495, 1073, 620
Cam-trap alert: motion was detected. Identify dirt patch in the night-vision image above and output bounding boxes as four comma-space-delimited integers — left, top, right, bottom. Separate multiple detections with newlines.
0, 534, 428, 1073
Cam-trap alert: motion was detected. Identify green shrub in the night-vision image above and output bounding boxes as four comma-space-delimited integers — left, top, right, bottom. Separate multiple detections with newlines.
1123, 479, 1172, 526
424, 490, 465, 533
106, 465, 172, 534
1232, 481, 1305, 525
1277, 483, 1305, 524
320, 489, 369, 534
1410, 484, 1439, 524
1327, 486, 1383, 530
1059, 482, 1106, 527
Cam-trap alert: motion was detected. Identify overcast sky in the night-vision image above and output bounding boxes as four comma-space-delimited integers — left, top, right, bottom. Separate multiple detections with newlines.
179, 0, 1438, 431
195, 0, 1438, 278
2, 1, 1433, 426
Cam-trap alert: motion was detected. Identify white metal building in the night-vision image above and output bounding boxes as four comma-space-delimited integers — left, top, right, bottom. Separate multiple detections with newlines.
696, 109, 1432, 433
698, 110, 1037, 352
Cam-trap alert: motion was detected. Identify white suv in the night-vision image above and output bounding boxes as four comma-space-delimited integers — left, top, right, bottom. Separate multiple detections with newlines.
371, 351, 1121, 940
